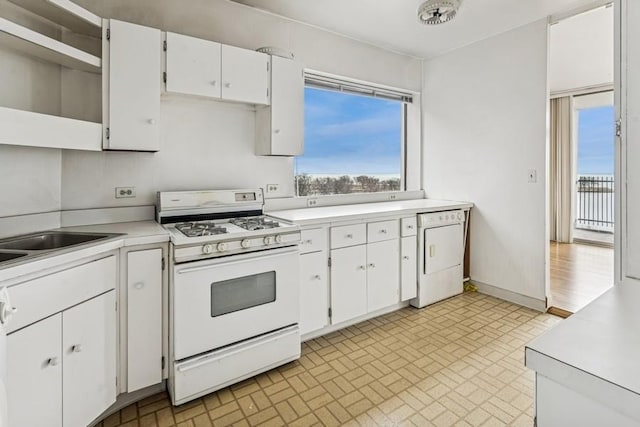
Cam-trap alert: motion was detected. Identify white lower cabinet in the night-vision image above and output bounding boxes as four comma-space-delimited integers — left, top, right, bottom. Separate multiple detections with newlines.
7, 314, 62, 427
63, 291, 116, 427
367, 240, 400, 312
401, 236, 418, 300
7, 291, 116, 427
331, 245, 368, 324
126, 248, 163, 392
299, 251, 328, 335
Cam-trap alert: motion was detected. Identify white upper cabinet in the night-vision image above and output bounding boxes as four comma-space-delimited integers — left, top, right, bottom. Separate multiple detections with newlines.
221, 44, 270, 105
165, 32, 221, 99
103, 19, 161, 152
256, 56, 304, 156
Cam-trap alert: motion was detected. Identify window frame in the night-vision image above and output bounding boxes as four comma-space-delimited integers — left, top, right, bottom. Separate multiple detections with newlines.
295, 70, 421, 199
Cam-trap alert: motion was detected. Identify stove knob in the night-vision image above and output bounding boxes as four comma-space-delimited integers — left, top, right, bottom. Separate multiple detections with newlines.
275, 235, 283, 244
217, 242, 228, 252
241, 239, 251, 249
202, 244, 214, 254
263, 236, 273, 245
457, 212, 463, 220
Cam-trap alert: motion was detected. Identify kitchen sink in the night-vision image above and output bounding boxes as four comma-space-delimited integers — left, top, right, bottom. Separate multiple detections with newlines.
0, 252, 27, 263
0, 232, 117, 251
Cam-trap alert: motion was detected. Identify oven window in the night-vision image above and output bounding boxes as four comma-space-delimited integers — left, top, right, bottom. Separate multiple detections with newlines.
211, 271, 276, 317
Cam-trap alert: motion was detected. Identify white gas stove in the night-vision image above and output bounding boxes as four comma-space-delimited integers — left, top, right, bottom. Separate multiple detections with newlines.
157, 189, 302, 406
157, 189, 301, 263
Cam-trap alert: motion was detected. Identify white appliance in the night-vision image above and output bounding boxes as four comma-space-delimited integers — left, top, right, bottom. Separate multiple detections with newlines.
157, 189, 302, 405
0, 288, 15, 427
411, 210, 466, 308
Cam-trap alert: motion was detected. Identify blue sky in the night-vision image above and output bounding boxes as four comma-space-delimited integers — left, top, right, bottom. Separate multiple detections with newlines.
295, 87, 402, 176
577, 106, 614, 175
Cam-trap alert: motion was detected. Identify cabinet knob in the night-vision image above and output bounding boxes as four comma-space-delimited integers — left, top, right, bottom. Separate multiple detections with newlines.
47, 357, 59, 366
134, 282, 145, 290
368, 263, 376, 269
225, 82, 232, 88
346, 234, 353, 239
358, 265, 366, 270
305, 239, 313, 245
403, 256, 410, 260
274, 129, 281, 134
148, 118, 156, 125
72, 344, 83, 353
0, 302, 17, 325
407, 225, 414, 229
314, 274, 321, 280
380, 229, 387, 234
211, 80, 217, 86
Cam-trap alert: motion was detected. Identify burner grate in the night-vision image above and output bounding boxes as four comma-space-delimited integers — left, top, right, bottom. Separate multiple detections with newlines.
230, 216, 280, 231
175, 221, 228, 237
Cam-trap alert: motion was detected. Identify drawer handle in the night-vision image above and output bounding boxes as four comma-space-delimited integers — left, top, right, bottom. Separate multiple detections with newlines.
380, 229, 387, 234
314, 274, 321, 280
346, 234, 353, 239
47, 357, 59, 367
211, 80, 217, 86
407, 225, 414, 229
72, 344, 83, 353
429, 245, 436, 257
368, 263, 376, 269
358, 265, 366, 270
305, 239, 313, 244
403, 256, 410, 260
133, 282, 145, 290
225, 82, 232, 88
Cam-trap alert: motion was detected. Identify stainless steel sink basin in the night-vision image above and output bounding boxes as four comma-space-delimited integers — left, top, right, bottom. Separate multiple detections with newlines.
0, 232, 117, 251
0, 252, 27, 263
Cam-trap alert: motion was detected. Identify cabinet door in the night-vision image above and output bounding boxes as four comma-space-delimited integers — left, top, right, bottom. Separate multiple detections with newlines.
105, 19, 161, 151
624, 0, 640, 280
7, 315, 62, 427
270, 56, 304, 155
165, 32, 221, 98
401, 236, 417, 300
63, 291, 116, 427
331, 245, 367, 324
367, 240, 400, 312
127, 249, 163, 392
299, 251, 328, 335
221, 44, 269, 105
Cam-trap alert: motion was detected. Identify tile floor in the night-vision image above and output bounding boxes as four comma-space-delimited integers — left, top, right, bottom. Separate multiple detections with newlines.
97, 292, 561, 427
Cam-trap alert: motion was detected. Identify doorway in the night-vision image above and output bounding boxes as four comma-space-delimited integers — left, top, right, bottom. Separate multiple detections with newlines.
547, 4, 615, 315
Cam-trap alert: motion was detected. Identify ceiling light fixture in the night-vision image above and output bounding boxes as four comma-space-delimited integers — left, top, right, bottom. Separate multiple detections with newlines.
417, 0, 462, 25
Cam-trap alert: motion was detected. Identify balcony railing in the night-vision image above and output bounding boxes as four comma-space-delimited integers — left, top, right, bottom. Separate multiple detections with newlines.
575, 175, 614, 233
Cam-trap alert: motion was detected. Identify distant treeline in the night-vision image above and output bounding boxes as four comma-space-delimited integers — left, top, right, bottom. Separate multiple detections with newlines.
295, 174, 401, 196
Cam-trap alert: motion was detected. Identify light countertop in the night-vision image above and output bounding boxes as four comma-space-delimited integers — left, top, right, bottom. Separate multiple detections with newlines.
526, 283, 640, 418
269, 199, 473, 226
58, 220, 169, 247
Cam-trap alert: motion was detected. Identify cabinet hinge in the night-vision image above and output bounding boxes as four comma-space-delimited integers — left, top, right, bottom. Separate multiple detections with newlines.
106, 28, 110, 41
616, 119, 622, 137
162, 257, 165, 271
328, 307, 332, 318
105, 127, 110, 140
115, 376, 118, 387
328, 257, 332, 268
163, 40, 167, 52
267, 61, 269, 72
267, 87, 269, 98
163, 72, 167, 84
161, 356, 165, 370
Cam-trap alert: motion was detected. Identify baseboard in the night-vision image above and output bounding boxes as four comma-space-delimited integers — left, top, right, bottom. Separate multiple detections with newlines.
573, 238, 614, 249
471, 280, 547, 312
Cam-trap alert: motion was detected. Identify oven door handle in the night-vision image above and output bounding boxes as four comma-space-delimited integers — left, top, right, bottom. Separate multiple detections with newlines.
176, 247, 299, 274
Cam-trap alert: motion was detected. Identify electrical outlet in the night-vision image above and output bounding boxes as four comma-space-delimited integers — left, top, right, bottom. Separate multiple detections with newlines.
527, 169, 537, 183
266, 184, 279, 193
389, 193, 398, 200
115, 187, 136, 198
307, 198, 318, 207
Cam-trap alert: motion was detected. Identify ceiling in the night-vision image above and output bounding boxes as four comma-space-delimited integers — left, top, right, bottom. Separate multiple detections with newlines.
230, 0, 603, 59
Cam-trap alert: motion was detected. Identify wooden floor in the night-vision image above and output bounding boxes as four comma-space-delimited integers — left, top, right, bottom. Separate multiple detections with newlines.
549, 241, 614, 313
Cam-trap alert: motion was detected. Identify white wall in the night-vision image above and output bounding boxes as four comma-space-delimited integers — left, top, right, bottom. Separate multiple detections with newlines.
423, 20, 549, 304
549, 5, 614, 93
56, 0, 423, 210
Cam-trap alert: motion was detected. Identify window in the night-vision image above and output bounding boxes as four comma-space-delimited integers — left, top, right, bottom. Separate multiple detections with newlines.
294, 75, 411, 196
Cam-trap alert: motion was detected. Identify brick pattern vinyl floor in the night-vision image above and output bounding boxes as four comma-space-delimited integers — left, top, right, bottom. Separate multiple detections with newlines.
96, 292, 561, 427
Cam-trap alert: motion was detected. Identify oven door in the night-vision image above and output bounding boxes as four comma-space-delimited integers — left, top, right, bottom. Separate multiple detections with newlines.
173, 246, 299, 360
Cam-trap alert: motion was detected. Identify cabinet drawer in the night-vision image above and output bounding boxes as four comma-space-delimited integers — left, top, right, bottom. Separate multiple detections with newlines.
8, 256, 117, 333
367, 220, 399, 243
331, 224, 366, 249
401, 217, 418, 237
300, 228, 326, 254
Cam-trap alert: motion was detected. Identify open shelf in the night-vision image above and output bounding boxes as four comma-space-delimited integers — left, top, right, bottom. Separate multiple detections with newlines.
0, 17, 101, 72
0, 106, 102, 151
8, 0, 101, 38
